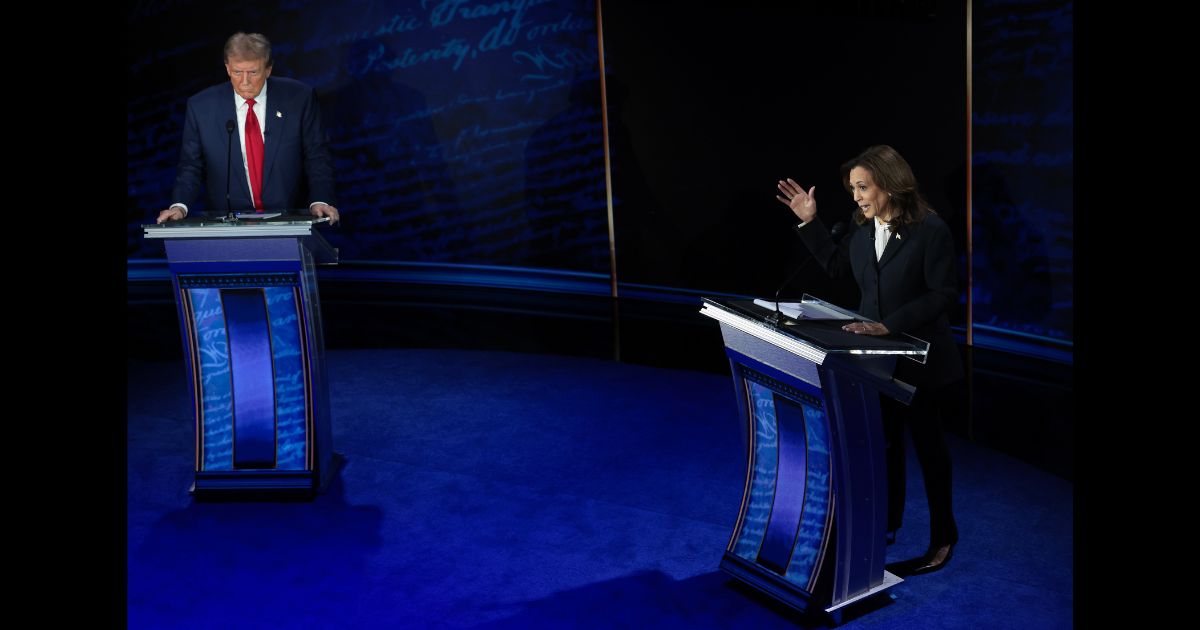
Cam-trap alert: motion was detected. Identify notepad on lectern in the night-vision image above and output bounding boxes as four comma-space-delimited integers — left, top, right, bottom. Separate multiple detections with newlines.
752, 298, 853, 320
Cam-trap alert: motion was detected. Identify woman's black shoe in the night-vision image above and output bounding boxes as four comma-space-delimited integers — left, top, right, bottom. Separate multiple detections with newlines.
885, 543, 954, 577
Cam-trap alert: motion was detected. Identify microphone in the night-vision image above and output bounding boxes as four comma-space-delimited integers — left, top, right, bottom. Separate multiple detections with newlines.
225, 119, 236, 222
770, 221, 848, 324
829, 220, 848, 245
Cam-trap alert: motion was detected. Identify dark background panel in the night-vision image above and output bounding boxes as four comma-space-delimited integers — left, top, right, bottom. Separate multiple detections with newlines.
971, 0, 1073, 343
603, 0, 969, 312
128, 0, 1071, 357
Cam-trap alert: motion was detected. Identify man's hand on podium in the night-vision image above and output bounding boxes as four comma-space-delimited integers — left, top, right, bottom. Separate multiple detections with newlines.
157, 206, 186, 223
310, 202, 340, 226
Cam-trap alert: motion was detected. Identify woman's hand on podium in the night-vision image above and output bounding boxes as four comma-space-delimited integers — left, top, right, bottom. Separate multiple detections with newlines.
842, 320, 889, 336
776, 178, 817, 223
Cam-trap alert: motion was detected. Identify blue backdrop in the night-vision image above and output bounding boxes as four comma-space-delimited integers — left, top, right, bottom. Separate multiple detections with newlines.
128, 0, 610, 272
127, 0, 1073, 361
972, 0, 1073, 347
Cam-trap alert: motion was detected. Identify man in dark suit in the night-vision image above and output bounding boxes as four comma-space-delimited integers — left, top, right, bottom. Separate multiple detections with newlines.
157, 32, 339, 224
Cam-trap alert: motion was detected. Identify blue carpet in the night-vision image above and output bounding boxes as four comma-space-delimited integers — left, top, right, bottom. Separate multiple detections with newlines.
127, 349, 1072, 628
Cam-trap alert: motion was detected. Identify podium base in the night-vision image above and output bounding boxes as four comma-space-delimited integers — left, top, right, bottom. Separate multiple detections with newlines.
720, 551, 902, 626
720, 552, 818, 615
190, 470, 317, 500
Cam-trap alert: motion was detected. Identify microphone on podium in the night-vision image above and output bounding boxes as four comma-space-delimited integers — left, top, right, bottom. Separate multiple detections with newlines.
828, 220, 848, 245
769, 221, 847, 325
225, 119, 236, 222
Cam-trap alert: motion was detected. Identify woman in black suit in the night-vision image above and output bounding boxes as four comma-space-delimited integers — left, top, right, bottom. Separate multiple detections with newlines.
776, 145, 963, 576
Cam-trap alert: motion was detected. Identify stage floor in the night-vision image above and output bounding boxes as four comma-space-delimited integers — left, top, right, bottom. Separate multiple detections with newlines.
127, 348, 1071, 628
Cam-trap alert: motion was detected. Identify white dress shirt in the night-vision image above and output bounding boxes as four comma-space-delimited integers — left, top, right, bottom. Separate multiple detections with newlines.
874, 217, 891, 261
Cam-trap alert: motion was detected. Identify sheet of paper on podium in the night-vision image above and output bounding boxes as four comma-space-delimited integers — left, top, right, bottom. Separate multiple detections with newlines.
752, 298, 854, 321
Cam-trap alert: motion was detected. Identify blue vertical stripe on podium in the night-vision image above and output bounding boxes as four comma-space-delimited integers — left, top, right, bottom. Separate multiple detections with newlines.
222, 289, 277, 469
265, 287, 307, 470
786, 401, 832, 589
191, 288, 234, 470
733, 381, 778, 561
756, 395, 809, 574
733, 376, 833, 592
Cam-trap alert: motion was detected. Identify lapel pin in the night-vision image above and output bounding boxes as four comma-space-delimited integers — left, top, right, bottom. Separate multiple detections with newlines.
276, 111, 282, 118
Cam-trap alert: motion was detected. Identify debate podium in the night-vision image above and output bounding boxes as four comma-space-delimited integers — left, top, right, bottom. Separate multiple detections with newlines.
700, 296, 928, 623
143, 215, 338, 497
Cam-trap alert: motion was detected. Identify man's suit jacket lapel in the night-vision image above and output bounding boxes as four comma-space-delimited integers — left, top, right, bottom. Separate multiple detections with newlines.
261, 79, 283, 203
220, 88, 253, 207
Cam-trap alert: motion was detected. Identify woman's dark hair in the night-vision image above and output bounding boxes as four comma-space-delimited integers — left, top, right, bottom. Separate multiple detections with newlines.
841, 144, 935, 227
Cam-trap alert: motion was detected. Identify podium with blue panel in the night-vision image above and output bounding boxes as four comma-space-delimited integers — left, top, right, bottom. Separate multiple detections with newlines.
143, 215, 338, 497
699, 296, 928, 622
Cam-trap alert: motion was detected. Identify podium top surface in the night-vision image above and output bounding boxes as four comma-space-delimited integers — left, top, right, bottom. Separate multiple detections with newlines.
700, 297, 929, 358
142, 213, 329, 239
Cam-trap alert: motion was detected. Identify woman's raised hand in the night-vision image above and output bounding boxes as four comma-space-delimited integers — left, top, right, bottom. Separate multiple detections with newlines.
776, 178, 817, 223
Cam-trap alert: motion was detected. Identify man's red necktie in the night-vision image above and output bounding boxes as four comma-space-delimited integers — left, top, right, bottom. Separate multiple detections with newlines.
245, 99, 265, 211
